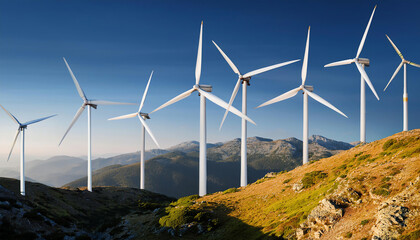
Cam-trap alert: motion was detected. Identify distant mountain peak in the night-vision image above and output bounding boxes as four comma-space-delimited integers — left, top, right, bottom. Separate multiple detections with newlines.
309, 135, 353, 150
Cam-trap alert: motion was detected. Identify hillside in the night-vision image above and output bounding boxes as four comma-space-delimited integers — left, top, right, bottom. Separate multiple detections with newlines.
122, 130, 420, 239
0, 178, 174, 239
65, 135, 353, 197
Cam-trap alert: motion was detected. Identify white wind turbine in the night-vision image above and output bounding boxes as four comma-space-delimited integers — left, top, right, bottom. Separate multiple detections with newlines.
150, 22, 255, 196
324, 6, 379, 143
256, 27, 348, 164
59, 57, 134, 192
0, 104, 56, 196
212, 41, 300, 187
108, 71, 160, 190
384, 35, 420, 132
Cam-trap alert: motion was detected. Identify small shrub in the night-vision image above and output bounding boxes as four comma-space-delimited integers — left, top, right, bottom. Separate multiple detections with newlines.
357, 154, 371, 161
361, 219, 370, 226
223, 188, 238, 194
301, 171, 328, 189
340, 174, 347, 178
381, 177, 391, 183
383, 139, 396, 150
380, 183, 391, 190
372, 188, 389, 196
159, 207, 196, 228
390, 168, 401, 176
344, 232, 352, 238
354, 152, 364, 157
283, 178, 292, 184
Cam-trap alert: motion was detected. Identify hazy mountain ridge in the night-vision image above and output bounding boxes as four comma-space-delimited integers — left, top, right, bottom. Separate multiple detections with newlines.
66, 135, 353, 197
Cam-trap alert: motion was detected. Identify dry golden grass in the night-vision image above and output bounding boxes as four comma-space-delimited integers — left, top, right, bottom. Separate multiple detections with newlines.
196, 130, 420, 239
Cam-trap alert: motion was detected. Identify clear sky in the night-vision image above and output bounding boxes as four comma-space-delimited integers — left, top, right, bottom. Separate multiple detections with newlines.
0, 0, 419, 161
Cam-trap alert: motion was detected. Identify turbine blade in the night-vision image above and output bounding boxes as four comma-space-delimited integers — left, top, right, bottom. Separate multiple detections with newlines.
255, 87, 301, 109
384, 61, 403, 91
197, 88, 256, 125
303, 88, 348, 118
7, 130, 20, 162
195, 21, 203, 85
59, 105, 86, 146
150, 88, 195, 114
108, 112, 138, 121
242, 59, 300, 78
385, 35, 404, 60
301, 26, 310, 85
324, 59, 355, 67
63, 57, 87, 101
212, 41, 241, 75
408, 61, 420, 68
139, 71, 153, 112
89, 100, 135, 105
356, 5, 376, 58
138, 115, 160, 148
23, 114, 57, 126
0, 104, 20, 125
355, 62, 380, 100
219, 77, 241, 130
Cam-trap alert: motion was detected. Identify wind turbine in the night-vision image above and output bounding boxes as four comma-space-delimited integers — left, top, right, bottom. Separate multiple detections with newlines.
108, 71, 160, 190
59, 57, 134, 192
383, 35, 420, 132
212, 41, 300, 188
256, 27, 348, 164
150, 22, 255, 196
0, 104, 56, 196
324, 6, 379, 143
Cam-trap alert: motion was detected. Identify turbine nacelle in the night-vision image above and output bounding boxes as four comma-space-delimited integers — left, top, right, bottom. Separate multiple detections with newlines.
302, 85, 314, 92
194, 84, 212, 92
356, 58, 370, 67
140, 112, 150, 119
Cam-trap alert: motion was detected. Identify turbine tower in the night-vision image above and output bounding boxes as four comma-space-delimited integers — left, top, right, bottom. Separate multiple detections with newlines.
0, 104, 56, 196
59, 57, 134, 192
212, 41, 300, 187
384, 35, 420, 132
256, 27, 348, 164
150, 22, 255, 196
324, 6, 379, 143
108, 71, 160, 190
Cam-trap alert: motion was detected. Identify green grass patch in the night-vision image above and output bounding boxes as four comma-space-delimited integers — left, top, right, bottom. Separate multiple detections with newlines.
223, 188, 238, 194
344, 232, 352, 238
383, 139, 397, 151
400, 147, 420, 158
390, 167, 401, 176
361, 219, 370, 226
268, 179, 337, 227
301, 171, 328, 189
372, 188, 390, 196
381, 177, 391, 183
357, 154, 371, 161
283, 178, 292, 184
400, 229, 420, 240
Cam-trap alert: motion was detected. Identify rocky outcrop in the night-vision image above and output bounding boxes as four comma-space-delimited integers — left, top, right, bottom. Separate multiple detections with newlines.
297, 199, 343, 239
296, 186, 362, 239
371, 203, 409, 240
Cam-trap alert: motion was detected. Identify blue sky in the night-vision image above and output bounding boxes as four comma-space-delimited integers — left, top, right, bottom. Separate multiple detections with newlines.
0, 0, 420, 161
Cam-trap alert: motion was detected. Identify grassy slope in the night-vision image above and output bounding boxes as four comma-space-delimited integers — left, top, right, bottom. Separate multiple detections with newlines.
0, 178, 174, 239
150, 130, 420, 239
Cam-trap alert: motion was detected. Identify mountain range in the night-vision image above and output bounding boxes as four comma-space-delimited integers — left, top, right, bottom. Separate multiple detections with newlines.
65, 135, 354, 197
